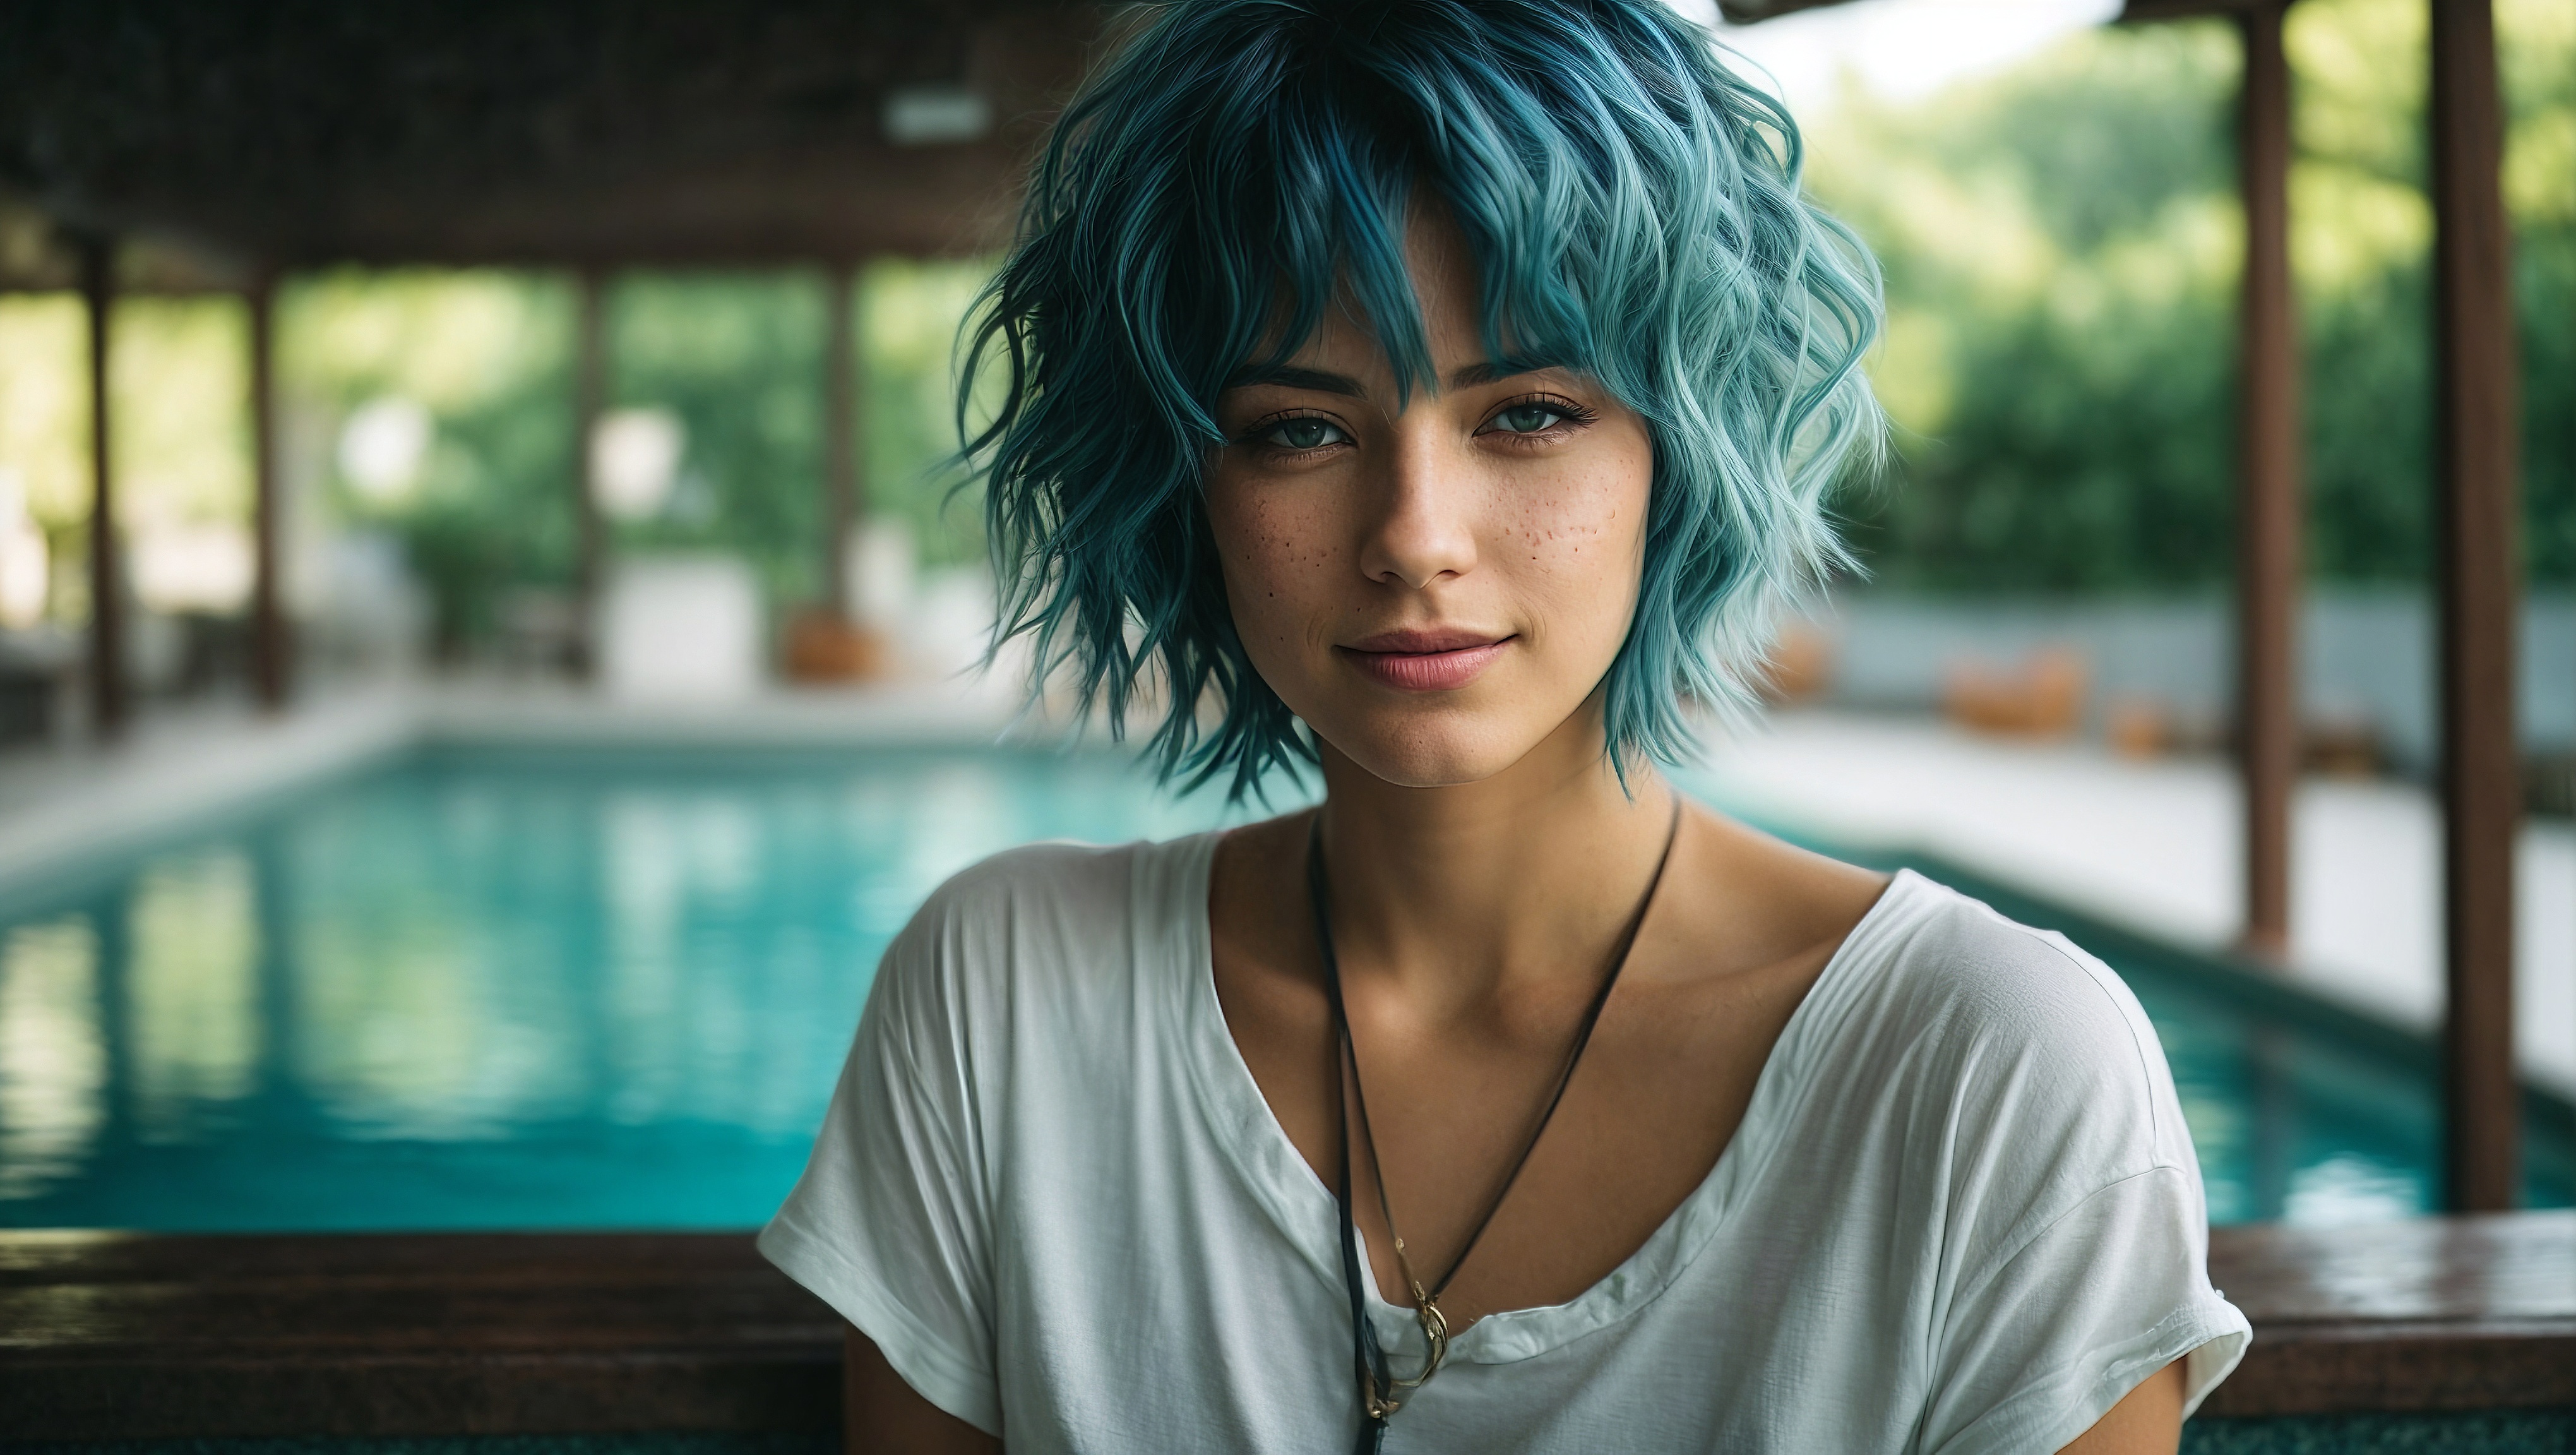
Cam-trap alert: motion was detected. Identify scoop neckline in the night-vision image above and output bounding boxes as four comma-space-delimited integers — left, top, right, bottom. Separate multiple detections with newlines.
1161, 830, 1925, 1367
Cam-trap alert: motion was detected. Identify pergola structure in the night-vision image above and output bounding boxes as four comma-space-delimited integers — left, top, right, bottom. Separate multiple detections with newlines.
0, 0, 1102, 709
1726, 0, 2526, 1212
0, 0, 2531, 1208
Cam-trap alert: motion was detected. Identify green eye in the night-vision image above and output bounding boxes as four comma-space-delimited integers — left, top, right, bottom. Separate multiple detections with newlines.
1493, 404, 1564, 433
1261, 417, 1347, 450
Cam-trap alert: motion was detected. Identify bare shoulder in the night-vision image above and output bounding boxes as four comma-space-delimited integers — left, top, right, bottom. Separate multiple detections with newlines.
1210, 808, 1316, 889
1208, 808, 1320, 979
1657, 799, 1890, 984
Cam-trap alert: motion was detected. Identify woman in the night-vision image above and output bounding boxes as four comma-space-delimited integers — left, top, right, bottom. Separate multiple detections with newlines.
760, 2, 2249, 1450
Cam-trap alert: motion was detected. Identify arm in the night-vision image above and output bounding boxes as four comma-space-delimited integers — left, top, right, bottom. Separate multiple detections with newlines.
845, 1322, 1003, 1455
2056, 1359, 2183, 1455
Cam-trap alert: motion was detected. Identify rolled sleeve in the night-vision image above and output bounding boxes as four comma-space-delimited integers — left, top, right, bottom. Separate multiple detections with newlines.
1923, 1165, 2250, 1454
758, 897, 1002, 1437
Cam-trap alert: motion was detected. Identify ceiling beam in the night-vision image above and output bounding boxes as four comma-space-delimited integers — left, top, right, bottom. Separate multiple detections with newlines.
2120, 0, 2287, 20
0, 1, 1098, 282
1720, 0, 2284, 24
1715, 0, 1848, 20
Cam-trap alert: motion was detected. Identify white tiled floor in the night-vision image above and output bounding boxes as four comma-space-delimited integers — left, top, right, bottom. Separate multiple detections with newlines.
1695, 709, 2576, 1096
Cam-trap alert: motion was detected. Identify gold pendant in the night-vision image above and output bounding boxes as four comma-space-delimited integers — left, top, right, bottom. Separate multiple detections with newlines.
1393, 1284, 1450, 1389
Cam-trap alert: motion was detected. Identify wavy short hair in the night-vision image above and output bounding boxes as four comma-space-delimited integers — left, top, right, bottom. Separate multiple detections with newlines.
965, 0, 1883, 798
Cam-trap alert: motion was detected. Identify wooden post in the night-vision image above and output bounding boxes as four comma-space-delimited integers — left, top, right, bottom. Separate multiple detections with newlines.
78, 236, 125, 741
571, 268, 608, 680
823, 263, 860, 620
2430, 0, 2520, 1213
247, 273, 290, 712
2235, 1, 2301, 961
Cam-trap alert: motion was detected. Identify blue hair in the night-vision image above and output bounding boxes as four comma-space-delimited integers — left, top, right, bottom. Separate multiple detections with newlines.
963, 0, 1883, 799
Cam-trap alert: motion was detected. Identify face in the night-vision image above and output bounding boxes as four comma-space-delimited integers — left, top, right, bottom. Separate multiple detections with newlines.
1203, 214, 1655, 789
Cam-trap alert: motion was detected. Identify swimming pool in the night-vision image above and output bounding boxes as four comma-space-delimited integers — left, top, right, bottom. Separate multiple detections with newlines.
0, 743, 2565, 1230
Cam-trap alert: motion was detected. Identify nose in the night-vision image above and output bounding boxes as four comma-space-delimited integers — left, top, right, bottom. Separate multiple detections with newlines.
1357, 422, 1478, 590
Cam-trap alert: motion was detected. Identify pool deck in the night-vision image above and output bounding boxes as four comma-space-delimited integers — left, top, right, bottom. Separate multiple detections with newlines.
1696, 709, 2576, 1098
0, 676, 1030, 892
3, 1215, 2570, 1439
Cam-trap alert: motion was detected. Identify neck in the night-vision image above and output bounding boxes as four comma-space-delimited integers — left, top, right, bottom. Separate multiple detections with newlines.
1313, 701, 1676, 1010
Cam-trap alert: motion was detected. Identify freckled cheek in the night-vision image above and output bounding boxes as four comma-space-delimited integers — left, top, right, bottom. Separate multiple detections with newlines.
1503, 475, 1646, 595
1208, 488, 1342, 647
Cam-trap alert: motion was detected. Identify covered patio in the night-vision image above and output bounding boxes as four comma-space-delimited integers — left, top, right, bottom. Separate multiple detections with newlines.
0, 0, 2567, 1447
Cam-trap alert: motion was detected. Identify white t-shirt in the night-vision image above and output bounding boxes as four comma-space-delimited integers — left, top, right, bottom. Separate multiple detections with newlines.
760, 835, 2250, 1454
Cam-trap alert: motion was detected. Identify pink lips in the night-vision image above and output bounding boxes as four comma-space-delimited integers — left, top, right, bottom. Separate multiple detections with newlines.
1339, 628, 1512, 692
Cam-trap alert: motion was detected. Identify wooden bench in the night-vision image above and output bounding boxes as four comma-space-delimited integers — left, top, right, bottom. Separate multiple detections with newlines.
3, 1212, 2570, 1439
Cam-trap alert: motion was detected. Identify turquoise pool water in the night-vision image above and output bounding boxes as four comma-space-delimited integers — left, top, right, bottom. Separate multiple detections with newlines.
0, 744, 2565, 1230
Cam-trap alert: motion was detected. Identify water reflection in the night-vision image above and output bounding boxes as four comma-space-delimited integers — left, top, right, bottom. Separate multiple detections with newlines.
2282, 1154, 2423, 1227
0, 919, 105, 1199
0, 746, 1289, 1228
127, 853, 263, 1139
0, 745, 2560, 1230
2137, 973, 2454, 1224
288, 789, 587, 1139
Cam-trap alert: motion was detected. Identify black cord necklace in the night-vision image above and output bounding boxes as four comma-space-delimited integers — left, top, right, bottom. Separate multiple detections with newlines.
1304, 796, 1682, 1454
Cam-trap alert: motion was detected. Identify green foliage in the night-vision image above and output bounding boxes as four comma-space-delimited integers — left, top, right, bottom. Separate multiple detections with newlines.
0, 294, 259, 620
1847, 278, 2240, 592
2527, 235, 2576, 581
607, 272, 828, 605
2502, 0, 2576, 582
274, 259, 994, 653
282, 270, 581, 651
859, 258, 994, 569
1813, 0, 2573, 592
2303, 263, 2431, 582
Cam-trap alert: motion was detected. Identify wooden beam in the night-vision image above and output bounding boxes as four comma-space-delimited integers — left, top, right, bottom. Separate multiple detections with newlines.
823, 264, 860, 620
1715, 0, 1845, 20
246, 273, 289, 712
0, 1230, 841, 1439
2120, 0, 2282, 20
2197, 1211, 2576, 1416
78, 236, 123, 741
2235, 2, 2301, 960
0, 4, 1100, 274
571, 268, 609, 682
6, 1216, 2572, 1437
2430, 0, 2521, 1214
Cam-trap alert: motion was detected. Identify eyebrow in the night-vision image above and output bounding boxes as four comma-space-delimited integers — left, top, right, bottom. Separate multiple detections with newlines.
1221, 359, 1558, 395
1447, 361, 1530, 389
1224, 364, 1368, 396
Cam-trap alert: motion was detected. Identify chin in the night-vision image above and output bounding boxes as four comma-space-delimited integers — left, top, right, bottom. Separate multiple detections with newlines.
1315, 709, 1541, 789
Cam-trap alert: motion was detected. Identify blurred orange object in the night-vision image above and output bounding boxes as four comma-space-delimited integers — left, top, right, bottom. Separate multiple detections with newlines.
783, 608, 890, 683
2303, 717, 2382, 777
1942, 647, 2088, 738
2104, 697, 2170, 758
1760, 620, 1834, 704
